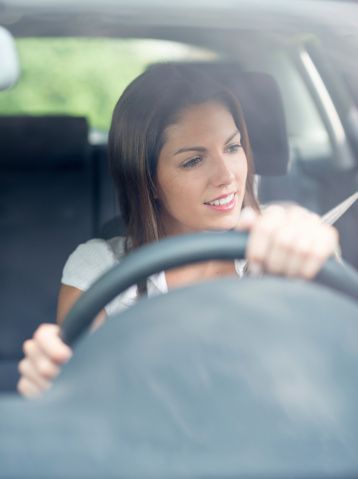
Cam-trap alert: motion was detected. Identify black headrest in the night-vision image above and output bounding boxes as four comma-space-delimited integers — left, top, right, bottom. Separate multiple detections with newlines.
161, 63, 290, 177
0, 115, 89, 167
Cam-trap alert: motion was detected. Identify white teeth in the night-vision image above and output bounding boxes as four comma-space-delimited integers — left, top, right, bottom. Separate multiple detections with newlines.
208, 193, 235, 206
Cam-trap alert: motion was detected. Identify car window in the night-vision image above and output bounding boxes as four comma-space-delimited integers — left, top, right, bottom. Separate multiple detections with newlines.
0, 37, 215, 131
233, 36, 333, 162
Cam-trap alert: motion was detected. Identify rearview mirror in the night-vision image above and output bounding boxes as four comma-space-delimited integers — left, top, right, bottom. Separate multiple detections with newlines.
0, 26, 20, 91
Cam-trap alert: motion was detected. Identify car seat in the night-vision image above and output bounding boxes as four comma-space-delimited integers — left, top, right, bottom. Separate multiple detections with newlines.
0, 115, 93, 391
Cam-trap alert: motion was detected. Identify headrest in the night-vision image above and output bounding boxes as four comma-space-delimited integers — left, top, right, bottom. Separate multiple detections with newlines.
0, 115, 89, 167
161, 63, 290, 176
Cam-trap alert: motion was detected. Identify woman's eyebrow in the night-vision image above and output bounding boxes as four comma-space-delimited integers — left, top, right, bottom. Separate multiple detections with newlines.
224, 129, 240, 145
174, 145, 206, 156
174, 130, 241, 156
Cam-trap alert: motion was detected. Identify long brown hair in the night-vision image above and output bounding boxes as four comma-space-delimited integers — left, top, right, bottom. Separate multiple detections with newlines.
108, 63, 259, 291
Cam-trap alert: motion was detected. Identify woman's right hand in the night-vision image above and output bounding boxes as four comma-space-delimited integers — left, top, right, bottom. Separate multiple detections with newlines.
17, 323, 73, 399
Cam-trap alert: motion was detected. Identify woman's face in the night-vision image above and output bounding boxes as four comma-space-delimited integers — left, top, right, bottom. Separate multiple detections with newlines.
155, 101, 248, 236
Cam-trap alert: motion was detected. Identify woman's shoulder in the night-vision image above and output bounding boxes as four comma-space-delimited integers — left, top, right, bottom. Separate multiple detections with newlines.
66, 236, 126, 266
61, 236, 126, 291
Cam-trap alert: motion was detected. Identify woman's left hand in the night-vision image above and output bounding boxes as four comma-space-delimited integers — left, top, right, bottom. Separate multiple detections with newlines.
236, 205, 339, 279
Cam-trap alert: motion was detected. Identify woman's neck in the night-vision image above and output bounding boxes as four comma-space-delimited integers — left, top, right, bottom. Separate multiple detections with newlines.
165, 260, 237, 291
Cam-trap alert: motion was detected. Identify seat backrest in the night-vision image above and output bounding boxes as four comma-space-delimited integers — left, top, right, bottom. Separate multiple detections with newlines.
0, 115, 93, 391
0, 115, 89, 166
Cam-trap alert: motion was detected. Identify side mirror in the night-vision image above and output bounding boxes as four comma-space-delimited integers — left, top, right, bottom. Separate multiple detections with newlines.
0, 26, 20, 91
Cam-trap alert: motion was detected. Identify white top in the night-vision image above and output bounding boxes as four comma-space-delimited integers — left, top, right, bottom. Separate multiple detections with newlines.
61, 236, 245, 317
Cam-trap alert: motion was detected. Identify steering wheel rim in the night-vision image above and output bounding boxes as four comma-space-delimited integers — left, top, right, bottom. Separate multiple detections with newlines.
60, 230, 358, 346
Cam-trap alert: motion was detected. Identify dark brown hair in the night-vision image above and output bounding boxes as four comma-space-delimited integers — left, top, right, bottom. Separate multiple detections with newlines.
108, 63, 259, 291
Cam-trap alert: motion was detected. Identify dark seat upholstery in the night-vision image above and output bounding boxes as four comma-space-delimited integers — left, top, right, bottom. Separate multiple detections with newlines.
0, 115, 94, 391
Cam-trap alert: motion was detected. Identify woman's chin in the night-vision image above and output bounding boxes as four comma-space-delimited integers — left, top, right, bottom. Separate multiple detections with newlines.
203, 219, 239, 232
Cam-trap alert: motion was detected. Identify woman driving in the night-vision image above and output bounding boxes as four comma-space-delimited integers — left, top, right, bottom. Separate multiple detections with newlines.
17, 63, 339, 398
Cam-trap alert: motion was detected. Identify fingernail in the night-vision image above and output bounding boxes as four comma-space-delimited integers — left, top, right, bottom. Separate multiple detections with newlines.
249, 262, 263, 277
64, 353, 73, 363
240, 207, 256, 222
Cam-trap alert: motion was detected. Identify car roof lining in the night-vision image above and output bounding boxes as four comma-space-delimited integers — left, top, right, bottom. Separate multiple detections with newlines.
1, 2, 358, 78
1, 1, 358, 38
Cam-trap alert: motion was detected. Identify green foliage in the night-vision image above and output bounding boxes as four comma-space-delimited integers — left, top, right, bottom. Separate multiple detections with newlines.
0, 38, 152, 130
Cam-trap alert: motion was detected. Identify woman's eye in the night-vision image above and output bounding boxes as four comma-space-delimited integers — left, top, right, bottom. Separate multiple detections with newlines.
182, 157, 202, 168
226, 143, 241, 153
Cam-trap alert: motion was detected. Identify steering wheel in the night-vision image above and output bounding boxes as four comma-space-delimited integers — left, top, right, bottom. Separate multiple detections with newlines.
60, 230, 358, 346
2, 231, 358, 479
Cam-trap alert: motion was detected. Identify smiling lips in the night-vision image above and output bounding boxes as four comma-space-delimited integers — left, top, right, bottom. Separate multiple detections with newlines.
204, 192, 236, 211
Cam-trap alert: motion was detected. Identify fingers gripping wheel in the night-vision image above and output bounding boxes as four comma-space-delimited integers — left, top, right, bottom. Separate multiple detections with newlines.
60, 231, 358, 346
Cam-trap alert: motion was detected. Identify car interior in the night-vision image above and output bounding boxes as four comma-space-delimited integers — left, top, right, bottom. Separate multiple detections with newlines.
0, 1, 358, 476
0, 2, 358, 394
0, 63, 292, 391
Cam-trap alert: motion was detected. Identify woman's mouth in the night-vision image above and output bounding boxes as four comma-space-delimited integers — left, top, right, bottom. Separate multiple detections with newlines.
204, 192, 236, 211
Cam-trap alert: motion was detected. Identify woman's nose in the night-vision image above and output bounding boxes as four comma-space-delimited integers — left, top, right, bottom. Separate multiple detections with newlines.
210, 154, 235, 187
